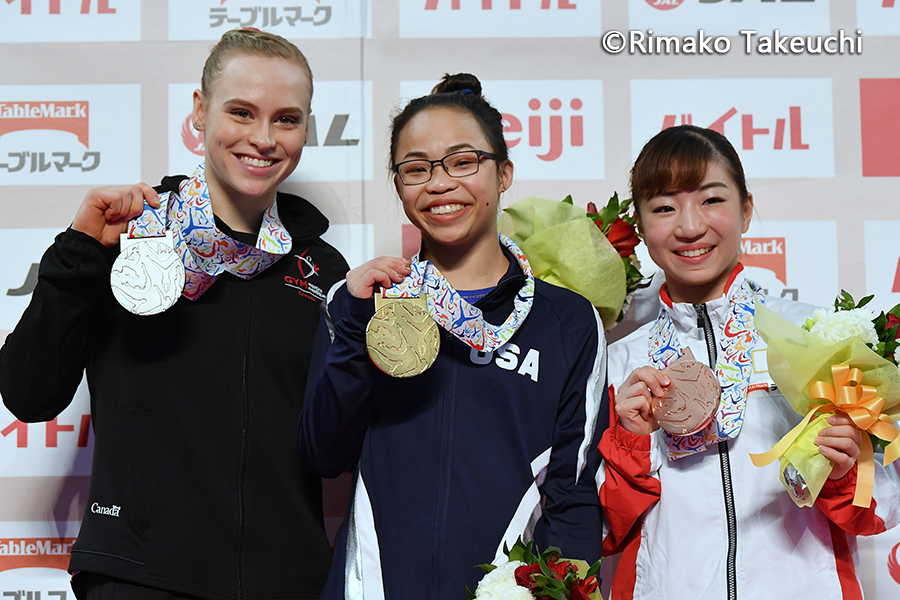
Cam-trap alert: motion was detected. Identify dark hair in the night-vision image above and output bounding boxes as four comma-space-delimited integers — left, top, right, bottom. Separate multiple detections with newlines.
201, 28, 313, 99
389, 73, 509, 168
630, 125, 749, 213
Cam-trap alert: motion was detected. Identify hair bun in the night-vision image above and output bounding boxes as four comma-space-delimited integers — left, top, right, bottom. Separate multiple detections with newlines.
431, 73, 483, 97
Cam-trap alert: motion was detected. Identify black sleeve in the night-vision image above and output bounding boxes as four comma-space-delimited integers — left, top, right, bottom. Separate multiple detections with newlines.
0, 228, 116, 422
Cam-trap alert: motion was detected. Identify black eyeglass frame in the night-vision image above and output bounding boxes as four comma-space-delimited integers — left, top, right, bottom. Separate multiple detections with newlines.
392, 149, 498, 186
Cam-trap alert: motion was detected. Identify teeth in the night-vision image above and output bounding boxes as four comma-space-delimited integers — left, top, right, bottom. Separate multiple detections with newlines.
677, 247, 713, 258
429, 204, 464, 215
240, 156, 274, 168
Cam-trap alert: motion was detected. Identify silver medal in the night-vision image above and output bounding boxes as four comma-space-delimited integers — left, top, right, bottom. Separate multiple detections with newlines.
110, 231, 185, 316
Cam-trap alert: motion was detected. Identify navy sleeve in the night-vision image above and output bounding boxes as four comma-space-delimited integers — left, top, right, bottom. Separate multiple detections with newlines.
0, 228, 116, 422
298, 284, 378, 478
533, 306, 607, 566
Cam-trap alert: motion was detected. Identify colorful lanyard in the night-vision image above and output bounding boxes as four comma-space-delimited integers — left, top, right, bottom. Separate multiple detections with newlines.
648, 278, 764, 460
382, 234, 535, 353
128, 165, 292, 300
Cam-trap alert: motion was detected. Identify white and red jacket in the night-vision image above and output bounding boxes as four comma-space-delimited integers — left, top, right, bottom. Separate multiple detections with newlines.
598, 267, 900, 600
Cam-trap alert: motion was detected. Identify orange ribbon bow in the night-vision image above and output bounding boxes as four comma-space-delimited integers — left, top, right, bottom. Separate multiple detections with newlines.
751, 364, 900, 508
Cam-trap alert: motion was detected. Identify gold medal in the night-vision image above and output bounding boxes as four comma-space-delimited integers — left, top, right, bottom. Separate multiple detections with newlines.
366, 289, 440, 378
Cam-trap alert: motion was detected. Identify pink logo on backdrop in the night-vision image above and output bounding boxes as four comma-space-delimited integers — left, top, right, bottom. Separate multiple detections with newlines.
502, 97, 584, 162
424, 1, 576, 9
3, 0, 116, 15
645, 0, 684, 9
860, 79, 900, 177
661, 106, 810, 151
181, 114, 205, 156
884, 1, 896, 8
888, 542, 900, 584
0, 100, 90, 147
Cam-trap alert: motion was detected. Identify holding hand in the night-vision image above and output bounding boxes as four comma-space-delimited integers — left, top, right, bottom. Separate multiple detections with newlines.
815, 413, 862, 480
615, 366, 670, 436
346, 257, 412, 299
72, 183, 159, 247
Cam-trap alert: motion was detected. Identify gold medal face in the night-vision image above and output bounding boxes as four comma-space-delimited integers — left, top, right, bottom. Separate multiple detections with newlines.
366, 297, 440, 378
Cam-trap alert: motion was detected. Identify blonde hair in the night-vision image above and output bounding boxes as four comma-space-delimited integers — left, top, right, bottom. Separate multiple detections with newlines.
201, 28, 313, 98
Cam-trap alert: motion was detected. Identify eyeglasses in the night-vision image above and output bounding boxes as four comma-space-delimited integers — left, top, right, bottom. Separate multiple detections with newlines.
393, 150, 498, 186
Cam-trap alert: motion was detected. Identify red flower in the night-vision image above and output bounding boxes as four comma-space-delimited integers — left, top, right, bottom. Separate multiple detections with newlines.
515, 563, 542, 589
572, 575, 600, 600
887, 313, 900, 339
607, 217, 641, 258
586, 202, 599, 215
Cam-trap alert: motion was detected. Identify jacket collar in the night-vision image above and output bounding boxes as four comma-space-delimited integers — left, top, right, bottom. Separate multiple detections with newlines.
658, 263, 746, 333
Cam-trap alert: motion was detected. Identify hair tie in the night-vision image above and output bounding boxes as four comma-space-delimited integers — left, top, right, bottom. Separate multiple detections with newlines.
461, 89, 474, 95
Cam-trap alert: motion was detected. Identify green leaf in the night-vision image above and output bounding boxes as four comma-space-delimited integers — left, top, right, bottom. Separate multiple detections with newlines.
476, 563, 496, 575
857, 294, 874, 309
562, 194, 574, 205
465, 585, 477, 600
586, 559, 602, 578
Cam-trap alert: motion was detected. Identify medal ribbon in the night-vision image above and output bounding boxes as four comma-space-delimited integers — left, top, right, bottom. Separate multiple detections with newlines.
128, 165, 292, 300
649, 278, 764, 460
382, 234, 535, 353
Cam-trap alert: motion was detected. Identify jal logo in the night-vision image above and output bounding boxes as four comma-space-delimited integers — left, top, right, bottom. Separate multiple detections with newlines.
503, 97, 584, 162
741, 237, 786, 284
424, 0, 577, 9
0, 538, 75, 573
2, 0, 115, 14
662, 106, 809, 151
890, 542, 900, 584
178, 110, 359, 155
0, 101, 90, 147
182, 115, 204, 156
646, 0, 684, 9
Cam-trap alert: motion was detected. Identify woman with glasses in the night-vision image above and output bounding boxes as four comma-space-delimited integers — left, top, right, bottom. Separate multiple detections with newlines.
299, 73, 607, 599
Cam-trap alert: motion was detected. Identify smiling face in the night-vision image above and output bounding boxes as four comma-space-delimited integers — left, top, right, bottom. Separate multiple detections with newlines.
637, 161, 753, 304
192, 52, 311, 219
393, 106, 513, 257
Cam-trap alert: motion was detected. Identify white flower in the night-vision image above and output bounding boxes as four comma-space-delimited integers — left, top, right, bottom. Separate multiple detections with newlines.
474, 561, 533, 600
808, 307, 879, 346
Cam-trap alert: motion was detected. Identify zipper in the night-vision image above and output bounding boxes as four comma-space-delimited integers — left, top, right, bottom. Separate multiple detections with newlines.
694, 303, 737, 600
236, 282, 252, 599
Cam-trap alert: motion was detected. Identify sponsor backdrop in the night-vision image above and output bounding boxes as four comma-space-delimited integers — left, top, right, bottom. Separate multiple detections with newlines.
1, 0, 900, 597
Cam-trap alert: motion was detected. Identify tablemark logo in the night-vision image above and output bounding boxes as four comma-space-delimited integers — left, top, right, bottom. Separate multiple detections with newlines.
1, 0, 115, 15
0, 101, 90, 147
741, 237, 786, 284
502, 97, 584, 162
662, 106, 809, 151
424, 0, 577, 9
0, 538, 75, 572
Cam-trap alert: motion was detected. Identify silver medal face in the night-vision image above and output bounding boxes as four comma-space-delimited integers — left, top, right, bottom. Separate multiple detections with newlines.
110, 232, 185, 316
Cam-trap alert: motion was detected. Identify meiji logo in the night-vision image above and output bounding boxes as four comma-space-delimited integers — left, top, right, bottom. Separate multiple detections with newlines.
2, 0, 115, 15
0, 101, 90, 147
425, 0, 577, 9
741, 237, 786, 284
662, 106, 809, 151
0, 537, 75, 573
470, 343, 540, 382
178, 110, 358, 154
503, 97, 583, 162
646, 0, 684, 9
284, 248, 326, 302
91, 502, 121, 517
889, 542, 900, 583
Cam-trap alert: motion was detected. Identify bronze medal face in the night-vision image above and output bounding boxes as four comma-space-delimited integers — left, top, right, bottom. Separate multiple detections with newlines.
366, 297, 440, 378
652, 347, 721, 436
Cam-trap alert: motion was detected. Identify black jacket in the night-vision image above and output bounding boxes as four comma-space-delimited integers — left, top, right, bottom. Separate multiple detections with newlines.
0, 176, 349, 599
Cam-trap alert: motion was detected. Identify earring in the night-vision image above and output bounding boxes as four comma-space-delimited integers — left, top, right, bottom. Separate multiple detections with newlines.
194, 123, 202, 131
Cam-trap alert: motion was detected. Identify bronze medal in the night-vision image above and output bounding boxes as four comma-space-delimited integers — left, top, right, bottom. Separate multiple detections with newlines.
652, 347, 721, 436
366, 290, 440, 378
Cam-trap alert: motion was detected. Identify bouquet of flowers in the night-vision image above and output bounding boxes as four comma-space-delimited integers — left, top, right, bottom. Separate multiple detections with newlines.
467, 538, 602, 600
498, 193, 649, 330
750, 291, 900, 508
